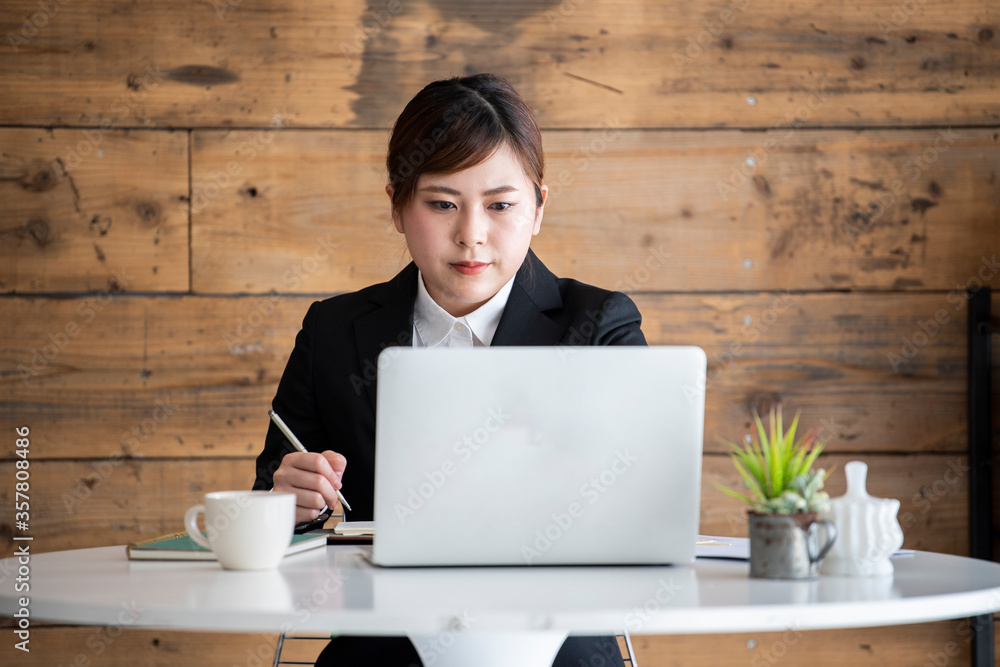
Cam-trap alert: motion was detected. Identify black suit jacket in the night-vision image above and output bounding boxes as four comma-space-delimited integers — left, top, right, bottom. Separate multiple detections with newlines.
254, 250, 647, 520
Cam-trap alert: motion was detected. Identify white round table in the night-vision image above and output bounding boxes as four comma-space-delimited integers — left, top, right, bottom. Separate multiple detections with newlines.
4, 546, 1000, 666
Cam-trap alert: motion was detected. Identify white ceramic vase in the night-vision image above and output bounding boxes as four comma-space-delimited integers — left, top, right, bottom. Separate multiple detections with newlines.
820, 461, 904, 577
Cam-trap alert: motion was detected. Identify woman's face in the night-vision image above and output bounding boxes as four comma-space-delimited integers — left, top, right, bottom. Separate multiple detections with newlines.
389, 145, 547, 318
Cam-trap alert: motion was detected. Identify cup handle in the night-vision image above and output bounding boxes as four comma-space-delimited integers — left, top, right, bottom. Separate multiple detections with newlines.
807, 519, 838, 564
184, 504, 212, 550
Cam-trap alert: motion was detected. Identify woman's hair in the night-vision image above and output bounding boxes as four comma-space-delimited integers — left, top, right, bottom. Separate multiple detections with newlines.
386, 73, 545, 213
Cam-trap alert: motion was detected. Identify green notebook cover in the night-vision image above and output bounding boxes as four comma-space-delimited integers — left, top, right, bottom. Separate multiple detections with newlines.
126, 531, 325, 561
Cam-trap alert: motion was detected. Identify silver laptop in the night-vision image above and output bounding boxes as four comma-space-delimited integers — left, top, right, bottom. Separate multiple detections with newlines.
371, 346, 706, 567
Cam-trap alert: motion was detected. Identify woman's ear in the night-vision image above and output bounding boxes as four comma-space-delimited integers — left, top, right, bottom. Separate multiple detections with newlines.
386, 184, 404, 233
532, 185, 548, 236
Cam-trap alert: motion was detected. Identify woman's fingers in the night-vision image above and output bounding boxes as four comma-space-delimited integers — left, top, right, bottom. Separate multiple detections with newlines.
321, 450, 347, 486
273, 451, 345, 521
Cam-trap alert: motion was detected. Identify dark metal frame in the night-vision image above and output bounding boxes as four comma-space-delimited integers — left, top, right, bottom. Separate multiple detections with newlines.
969, 286, 993, 667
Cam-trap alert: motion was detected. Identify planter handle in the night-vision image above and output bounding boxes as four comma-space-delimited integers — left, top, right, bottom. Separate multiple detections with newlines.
806, 518, 838, 564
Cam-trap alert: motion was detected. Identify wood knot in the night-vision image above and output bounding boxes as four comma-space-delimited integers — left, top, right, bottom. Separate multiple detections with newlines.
849, 56, 867, 71
26, 218, 53, 246
978, 27, 994, 42
135, 201, 160, 224
22, 159, 60, 192
89, 214, 112, 235
910, 198, 938, 214
752, 175, 772, 197
165, 65, 240, 86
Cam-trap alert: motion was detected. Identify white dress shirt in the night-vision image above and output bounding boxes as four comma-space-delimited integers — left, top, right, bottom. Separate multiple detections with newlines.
412, 270, 515, 348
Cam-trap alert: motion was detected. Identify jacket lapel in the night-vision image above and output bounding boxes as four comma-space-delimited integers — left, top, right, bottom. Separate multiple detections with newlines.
353, 263, 418, 414
493, 250, 565, 346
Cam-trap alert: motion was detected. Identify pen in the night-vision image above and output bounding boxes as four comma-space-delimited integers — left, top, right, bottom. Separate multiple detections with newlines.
268, 409, 352, 513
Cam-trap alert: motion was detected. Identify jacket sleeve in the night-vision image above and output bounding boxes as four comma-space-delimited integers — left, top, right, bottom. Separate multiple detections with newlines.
594, 291, 647, 346
254, 301, 326, 490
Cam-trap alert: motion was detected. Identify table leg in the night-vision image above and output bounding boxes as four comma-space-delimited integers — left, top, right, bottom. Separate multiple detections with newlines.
971, 614, 994, 667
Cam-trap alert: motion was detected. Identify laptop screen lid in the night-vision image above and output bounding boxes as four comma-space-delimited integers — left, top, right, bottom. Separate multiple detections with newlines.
372, 346, 706, 567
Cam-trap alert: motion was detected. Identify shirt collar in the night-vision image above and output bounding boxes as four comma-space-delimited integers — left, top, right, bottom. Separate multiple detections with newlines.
413, 271, 515, 348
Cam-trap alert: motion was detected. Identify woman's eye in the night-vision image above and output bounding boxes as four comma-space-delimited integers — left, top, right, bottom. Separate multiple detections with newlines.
429, 201, 456, 211
489, 202, 513, 212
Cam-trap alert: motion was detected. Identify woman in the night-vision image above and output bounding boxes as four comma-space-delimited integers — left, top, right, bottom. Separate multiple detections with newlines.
255, 73, 643, 667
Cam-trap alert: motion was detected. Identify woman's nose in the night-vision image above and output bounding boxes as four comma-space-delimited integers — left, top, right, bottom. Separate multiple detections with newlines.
454, 208, 488, 247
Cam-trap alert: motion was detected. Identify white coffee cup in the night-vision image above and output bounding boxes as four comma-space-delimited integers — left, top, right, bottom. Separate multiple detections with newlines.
184, 491, 295, 570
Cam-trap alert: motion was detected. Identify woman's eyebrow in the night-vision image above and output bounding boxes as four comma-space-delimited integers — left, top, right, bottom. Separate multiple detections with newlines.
419, 184, 521, 196
482, 185, 519, 196
420, 185, 461, 195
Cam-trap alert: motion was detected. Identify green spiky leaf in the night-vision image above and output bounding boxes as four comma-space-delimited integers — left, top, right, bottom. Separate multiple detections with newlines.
716, 406, 829, 514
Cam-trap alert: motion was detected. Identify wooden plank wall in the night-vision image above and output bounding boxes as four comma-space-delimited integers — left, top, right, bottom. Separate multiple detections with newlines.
1, 0, 998, 665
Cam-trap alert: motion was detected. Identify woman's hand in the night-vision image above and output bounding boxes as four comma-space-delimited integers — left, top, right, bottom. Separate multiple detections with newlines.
272, 450, 347, 524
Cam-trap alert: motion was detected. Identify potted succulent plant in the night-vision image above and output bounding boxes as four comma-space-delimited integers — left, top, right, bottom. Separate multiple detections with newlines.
717, 406, 837, 579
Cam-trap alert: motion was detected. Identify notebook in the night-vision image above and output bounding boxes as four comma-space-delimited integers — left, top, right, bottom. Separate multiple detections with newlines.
371, 346, 707, 567
126, 531, 326, 561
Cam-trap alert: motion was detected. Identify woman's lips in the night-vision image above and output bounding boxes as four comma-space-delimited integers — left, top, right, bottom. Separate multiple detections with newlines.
451, 262, 490, 276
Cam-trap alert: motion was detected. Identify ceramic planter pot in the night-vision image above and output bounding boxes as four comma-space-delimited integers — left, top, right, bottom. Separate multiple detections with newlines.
748, 511, 837, 579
